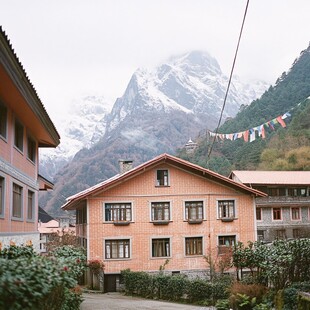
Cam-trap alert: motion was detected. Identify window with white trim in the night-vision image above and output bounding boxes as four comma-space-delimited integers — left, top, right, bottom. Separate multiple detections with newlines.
185, 201, 203, 221
218, 200, 235, 220
105, 203, 132, 222
105, 239, 130, 259
151, 202, 170, 222
152, 238, 170, 257
273, 208, 281, 220
185, 237, 203, 256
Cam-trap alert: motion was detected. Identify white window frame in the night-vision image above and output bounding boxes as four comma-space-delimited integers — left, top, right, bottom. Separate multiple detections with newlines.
291, 207, 301, 221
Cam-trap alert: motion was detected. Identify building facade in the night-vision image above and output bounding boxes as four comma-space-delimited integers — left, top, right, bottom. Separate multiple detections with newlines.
230, 171, 310, 242
62, 154, 265, 291
0, 27, 60, 251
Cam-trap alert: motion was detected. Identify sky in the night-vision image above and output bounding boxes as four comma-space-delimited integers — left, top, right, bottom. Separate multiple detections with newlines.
1, 0, 309, 127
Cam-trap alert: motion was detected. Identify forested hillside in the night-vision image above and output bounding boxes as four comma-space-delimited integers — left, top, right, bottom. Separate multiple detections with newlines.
178, 44, 310, 175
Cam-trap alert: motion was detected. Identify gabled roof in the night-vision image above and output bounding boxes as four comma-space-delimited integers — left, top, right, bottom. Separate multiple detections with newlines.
62, 153, 266, 210
0, 27, 60, 147
38, 207, 55, 223
230, 170, 310, 186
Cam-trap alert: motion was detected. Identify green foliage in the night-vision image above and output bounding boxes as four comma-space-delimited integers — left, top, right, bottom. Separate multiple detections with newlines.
232, 239, 310, 290
216, 299, 230, 310
121, 269, 230, 304
0, 245, 85, 310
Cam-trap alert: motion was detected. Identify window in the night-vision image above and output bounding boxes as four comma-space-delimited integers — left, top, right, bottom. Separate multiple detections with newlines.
293, 229, 301, 239
156, 169, 169, 186
14, 120, 24, 152
27, 136, 36, 162
273, 208, 282, 220
268, 188, 286, 196
0, 102, 7, 139
218, 200, 235, 220
12, 183, 23, 218
105, 239, 130, 259
76, 207, 87, 224
27, 190, 35, 220
257, 230, 265, 241
152, 238, 170, 257
0, 177, 4, 217
256, 207, 262, 221
291, 207, 300, 220
185, 201, 203, 221
185, 237, 203, 256
218, 235, 236, 255
290, 188, 307, 197
105, 203, 132, 222
151, 202, 170, 222
275, 229, 286, 240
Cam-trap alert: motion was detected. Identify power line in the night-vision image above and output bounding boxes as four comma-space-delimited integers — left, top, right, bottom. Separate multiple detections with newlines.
207, 0, 250, 166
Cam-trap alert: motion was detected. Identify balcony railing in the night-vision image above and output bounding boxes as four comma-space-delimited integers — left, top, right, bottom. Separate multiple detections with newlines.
256, 196, 310, 206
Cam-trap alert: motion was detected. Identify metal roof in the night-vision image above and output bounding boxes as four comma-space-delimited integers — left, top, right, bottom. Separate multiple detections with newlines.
231, 171, 310, 185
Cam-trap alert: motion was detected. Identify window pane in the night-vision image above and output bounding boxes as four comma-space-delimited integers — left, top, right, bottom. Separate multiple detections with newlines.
151, 202, 170, 221
218, 200, 235, 219
0, 177, 3, 216
218, 235, 236, 255
185, 201, 203, 220
105, 203, 132, 221
105, 239, 130, 259
14, 120, 24, 151
152, 238, 170, 257
0, 103, 7, 138
156, 170, 169, 186
185, 237, 202, 255
273, 208, 281, 220
27, 190, 34, 220
256, 208, 262, 220
13, 183, 22, 218
27, 137, 36, 162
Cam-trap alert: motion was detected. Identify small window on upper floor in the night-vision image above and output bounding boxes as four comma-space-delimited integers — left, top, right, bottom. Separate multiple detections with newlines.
0, 103, 7, 139
156, 169, 169, 186
14, 119, 24, 152
27, 136, 36, 163
256, 207, 262, 221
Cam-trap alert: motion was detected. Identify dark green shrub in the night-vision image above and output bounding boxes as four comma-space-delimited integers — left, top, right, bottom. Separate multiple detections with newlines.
187, 278, 213, 302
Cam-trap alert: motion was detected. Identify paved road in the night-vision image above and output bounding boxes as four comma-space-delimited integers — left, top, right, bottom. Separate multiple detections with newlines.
80, 292, 216, 310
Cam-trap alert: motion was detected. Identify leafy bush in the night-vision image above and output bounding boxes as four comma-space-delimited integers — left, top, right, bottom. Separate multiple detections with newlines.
0, 245, 85, 310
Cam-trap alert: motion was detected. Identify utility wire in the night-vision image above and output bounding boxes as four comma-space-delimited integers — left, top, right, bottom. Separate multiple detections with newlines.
207, 0, 250, 166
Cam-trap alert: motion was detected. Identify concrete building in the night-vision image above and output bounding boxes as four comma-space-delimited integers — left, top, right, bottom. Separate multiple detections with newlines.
62, 153, 265, 291
0, 27, 60, 251
230, 171, 310, 242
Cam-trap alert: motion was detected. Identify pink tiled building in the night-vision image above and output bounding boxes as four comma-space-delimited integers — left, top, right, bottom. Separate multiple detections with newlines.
0, 27, 60, 251
62, 154, 265, 291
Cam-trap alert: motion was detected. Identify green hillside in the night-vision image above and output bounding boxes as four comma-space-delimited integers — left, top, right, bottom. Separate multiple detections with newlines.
178, 44, 310, 175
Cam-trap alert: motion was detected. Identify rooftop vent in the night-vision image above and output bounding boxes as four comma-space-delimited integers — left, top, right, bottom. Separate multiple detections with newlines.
119, 160, 133, 174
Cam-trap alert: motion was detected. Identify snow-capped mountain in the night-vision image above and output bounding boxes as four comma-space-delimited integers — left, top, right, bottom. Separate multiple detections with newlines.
40, 51, 268, 215
39, 95, 113, 180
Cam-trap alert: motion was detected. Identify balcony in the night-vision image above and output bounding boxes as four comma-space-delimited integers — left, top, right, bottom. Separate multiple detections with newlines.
256, 196, 310, 206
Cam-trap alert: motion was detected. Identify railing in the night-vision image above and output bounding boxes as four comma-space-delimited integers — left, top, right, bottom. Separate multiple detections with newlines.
256, 196, 310, 206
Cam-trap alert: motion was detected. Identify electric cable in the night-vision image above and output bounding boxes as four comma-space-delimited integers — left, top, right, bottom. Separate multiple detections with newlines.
207, 0, 250, 166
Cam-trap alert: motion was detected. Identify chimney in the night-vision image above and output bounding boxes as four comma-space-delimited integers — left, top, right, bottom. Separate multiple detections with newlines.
119, 160, 133, 174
